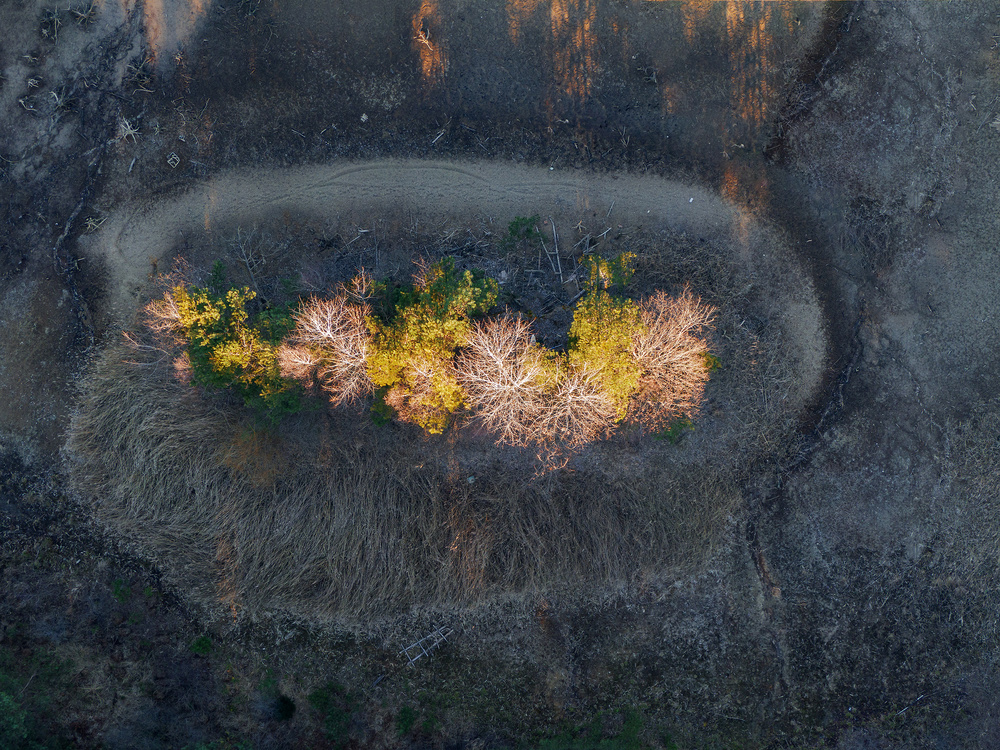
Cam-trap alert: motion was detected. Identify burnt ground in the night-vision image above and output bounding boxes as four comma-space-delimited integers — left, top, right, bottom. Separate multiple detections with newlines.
2, 0, 1000, 747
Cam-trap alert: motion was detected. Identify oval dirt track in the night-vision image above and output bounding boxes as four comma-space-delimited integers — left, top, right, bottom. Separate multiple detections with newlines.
85, 157, 827, 412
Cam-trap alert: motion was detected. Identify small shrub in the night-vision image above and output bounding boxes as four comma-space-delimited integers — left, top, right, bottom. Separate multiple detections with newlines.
503, 214, 543, 249
274, 694, 296, 720
568, 288, 645, 421
421, 713, 441, 734
189, 635, 213, 656
656, 418, 694, 444
700, 351, 721, 371
370, 386, 394, 425
580, 252, 636, 291
112, 578, 131, 603
366, 258, 498, 433
173, 276, 302, 423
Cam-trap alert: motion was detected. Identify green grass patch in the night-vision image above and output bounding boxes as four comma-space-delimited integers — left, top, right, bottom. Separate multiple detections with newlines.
111, 578, 131, 603
397, 705, 418, 736
189, 635, 213, 656
656, 418, 694, 444
534, 709, 646, 750
308, 682, 357, 748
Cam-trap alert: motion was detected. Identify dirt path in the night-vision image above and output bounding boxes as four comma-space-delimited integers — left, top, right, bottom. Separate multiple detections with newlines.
90, 159, 733, 303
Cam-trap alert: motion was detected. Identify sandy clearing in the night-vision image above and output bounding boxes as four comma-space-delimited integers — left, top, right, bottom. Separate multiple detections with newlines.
84, 158, 827, 410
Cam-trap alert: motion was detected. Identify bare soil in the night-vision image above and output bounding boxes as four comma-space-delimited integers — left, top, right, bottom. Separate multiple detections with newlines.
1, 0, 1000, 748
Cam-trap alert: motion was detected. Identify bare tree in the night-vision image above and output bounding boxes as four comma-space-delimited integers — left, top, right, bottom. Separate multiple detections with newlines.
537, 366, 617, 447
293, 296, 372, 405
458, 317, 620, 447
457, 317, 556, 446
630, 288, 716, 431
276, 342, 322, 382
142, 291, 183, 343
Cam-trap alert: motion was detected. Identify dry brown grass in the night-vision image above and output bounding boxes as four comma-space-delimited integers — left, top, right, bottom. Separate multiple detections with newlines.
66, 340, 742, 623
66, 220, 812, 624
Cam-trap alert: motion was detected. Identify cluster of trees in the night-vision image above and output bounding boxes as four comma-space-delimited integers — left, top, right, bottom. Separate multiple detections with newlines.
148, 255, 716, 446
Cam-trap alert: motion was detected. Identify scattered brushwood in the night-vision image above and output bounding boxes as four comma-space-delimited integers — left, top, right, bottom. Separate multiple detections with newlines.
70, 1, 99, 26
39, 8, 62, 41
48, 85, 76, 117
125, 56, 154, 93
117, 115, 140, 143
237, 0, 263, 18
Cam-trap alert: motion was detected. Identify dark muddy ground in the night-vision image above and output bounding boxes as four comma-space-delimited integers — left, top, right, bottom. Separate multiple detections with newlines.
2, 0, 1000, 747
